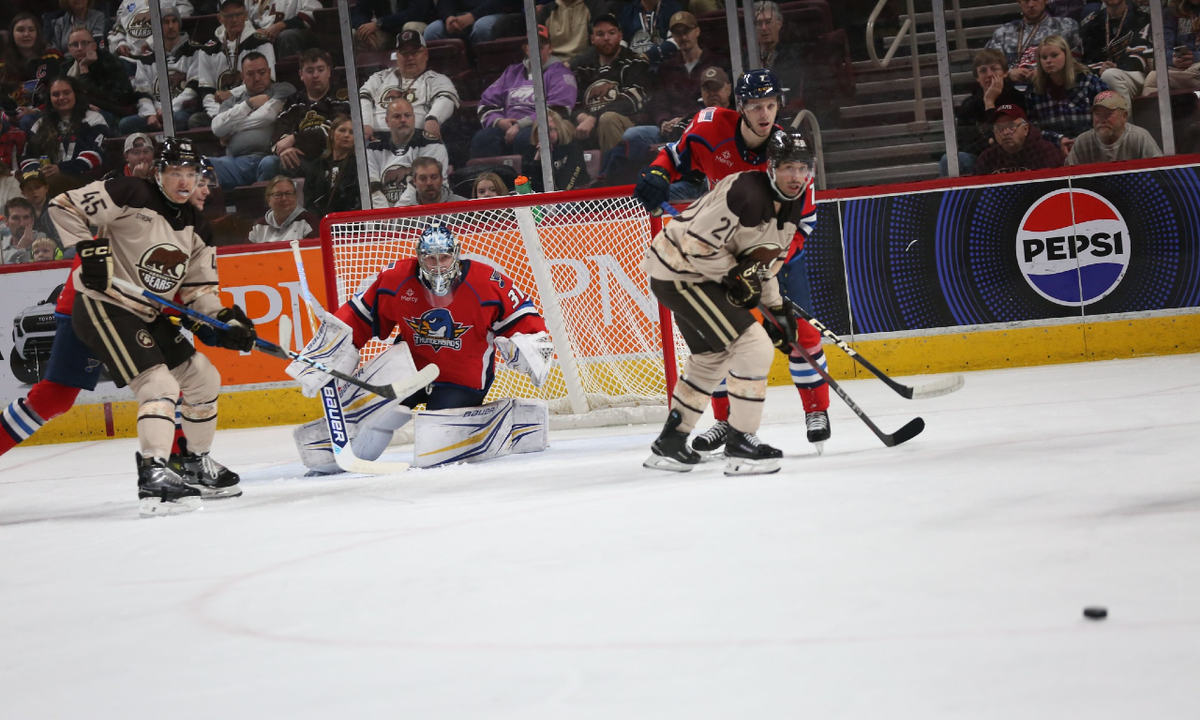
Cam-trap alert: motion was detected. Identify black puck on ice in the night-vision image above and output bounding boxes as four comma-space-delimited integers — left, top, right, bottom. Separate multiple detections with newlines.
1083, 606, 1108, 620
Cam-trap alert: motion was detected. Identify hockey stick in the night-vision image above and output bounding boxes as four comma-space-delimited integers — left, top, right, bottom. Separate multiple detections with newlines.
785, 300, 965, 400
110, 277, 438, 402
657, 202, 962, 401
284, 244, 413, 474
760, 307, 924, 448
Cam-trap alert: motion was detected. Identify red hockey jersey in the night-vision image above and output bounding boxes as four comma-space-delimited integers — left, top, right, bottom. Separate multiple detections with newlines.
337, 258, 548, 390
650, 106, 816, 258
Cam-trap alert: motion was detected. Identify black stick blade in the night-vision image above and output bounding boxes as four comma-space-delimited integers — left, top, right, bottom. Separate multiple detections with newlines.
884, 417, 925, 447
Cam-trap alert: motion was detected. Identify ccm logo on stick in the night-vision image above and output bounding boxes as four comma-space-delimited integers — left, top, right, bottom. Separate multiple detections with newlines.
1015, 189, 1131, 307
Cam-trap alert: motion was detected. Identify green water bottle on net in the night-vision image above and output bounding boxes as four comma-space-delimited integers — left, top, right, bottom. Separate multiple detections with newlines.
514, 175, 544, 223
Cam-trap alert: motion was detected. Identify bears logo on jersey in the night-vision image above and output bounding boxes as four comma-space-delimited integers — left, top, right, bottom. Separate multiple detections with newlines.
138, 244, 189, 293
405, 308, 471, 351
584, 80, 619, 114
127, 9, 152, 39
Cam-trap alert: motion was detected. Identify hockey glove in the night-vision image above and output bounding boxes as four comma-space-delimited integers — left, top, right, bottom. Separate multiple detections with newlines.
762, 304, 798, 352
722, 256, 771, 309
213, 304, 257, 353
76, 238, 113, 292
285, 313, 361, 397
495, 331, 555, 387
634, 166, 672, 216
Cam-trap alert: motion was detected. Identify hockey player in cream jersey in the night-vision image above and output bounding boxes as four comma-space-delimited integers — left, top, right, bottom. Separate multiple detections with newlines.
47, 138, 259, 516
642, 131, 815, 476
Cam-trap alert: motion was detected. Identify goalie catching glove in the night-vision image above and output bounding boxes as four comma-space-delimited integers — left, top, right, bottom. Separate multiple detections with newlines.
762, 304, 797, 352
285, 313, 361, 397
494, 331, 554, 387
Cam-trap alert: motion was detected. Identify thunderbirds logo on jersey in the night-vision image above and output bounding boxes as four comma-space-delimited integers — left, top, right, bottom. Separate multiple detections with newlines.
406, 309, 471, 351
137, 244, 189, 293
1016, 189, 1131, 307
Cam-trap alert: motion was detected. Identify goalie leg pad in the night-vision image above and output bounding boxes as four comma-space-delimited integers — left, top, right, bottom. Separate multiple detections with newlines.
414, 398, 549, 468
294, 418, 342, 475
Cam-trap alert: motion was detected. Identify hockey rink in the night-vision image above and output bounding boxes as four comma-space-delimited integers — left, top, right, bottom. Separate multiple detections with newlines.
1, 354, 1198, 718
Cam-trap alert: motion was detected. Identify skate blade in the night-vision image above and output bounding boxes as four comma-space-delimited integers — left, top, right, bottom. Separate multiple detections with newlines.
193, 484, 242, 500
723, 457, 781, 476
694, 448, 725, 463
811, 441, 825, 456
139, 495, 203, 518
643, 454, 696, 473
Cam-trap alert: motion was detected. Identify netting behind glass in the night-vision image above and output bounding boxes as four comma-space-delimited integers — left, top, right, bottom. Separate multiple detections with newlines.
324, 195, 689, 414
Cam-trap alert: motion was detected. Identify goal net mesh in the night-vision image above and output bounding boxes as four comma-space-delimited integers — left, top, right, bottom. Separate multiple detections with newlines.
323, 192, 687, 418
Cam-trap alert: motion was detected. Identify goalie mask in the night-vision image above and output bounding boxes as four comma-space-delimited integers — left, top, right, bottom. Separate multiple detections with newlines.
416, 224, 461, 296
766, 130, 815, 201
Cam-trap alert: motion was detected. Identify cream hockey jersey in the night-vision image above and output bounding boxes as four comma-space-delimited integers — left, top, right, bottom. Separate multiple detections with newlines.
642, 171, 812, 308
48, 176, 221, 322
358, 68, 460, 133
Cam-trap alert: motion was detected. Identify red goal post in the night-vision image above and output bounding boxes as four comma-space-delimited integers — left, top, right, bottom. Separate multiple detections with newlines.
319, 186, 682, 423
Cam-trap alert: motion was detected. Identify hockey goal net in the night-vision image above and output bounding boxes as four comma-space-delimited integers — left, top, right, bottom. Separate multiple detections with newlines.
320, 186, 684, 425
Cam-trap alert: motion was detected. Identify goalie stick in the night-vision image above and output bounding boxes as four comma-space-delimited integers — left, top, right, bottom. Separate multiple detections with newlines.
279, 315, 413, 475
285, 243, 417, 474
110, 277, 438, 402
785, 300, 965, 400
657, 202, 962, 402
760, 306, 924, 448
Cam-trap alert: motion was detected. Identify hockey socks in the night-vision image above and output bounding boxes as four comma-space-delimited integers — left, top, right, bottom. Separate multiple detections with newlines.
789, 349, 830, 412
0, 381, 82, 456
711, 383, 730, 422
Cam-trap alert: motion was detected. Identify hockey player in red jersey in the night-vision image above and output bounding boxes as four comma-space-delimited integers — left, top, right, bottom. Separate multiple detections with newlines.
635, 70, 833, 454
287, 223, 555, 473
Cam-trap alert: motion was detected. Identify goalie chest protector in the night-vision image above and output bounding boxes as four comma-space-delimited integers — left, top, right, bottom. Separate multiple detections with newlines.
344, 258, 548, 390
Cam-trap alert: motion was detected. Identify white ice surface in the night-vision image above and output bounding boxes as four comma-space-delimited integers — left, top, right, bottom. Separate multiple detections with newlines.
1, 355, 1198, 719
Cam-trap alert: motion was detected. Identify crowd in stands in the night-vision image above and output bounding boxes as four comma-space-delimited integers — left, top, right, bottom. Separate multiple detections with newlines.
0, 0, 1193, 258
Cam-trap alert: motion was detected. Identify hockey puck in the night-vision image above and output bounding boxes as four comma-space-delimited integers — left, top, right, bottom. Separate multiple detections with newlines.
1083, 606, 1108, 620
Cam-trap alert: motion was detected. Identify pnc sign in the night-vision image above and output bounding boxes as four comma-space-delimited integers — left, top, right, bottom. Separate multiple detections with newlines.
1016, 188, 1131, 307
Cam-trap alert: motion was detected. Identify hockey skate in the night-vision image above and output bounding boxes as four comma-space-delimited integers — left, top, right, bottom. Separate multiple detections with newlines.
723, 428, 782, 476
170, 438, 242, 499
643, 410, 701, 472
690, 420, 730, 461
138, 453, 203, 517
805, 410, 831, 455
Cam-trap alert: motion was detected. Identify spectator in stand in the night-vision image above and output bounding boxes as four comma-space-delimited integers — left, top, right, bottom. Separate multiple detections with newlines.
60, 27, 134, 127
423, 0, 520, 46
260, 48, 350, 180
18, 169, 61, 248
122, 6, 201, 134
523, 109, 589, 191
0, 162, 21, 212
0, 197, 48, 264
247, 176, 320, 243
649, 13, 727, 133
472, 171, 508, 197
753, 2, 804, 110
102, 132, 155, 180
396, 155, 466, 206
250, 0, 322, 58
973, 103, 1064, 174
30, 236, 59, 263
619, 0, 683, 62
209, 51, 296, 189
304, 114, 364, 214
472, 25, 577, 160
1049, 0, 1088, 21
1079, 0, 1153, 105
46, 0, 111, 55
359, 29, 460, 140
110, 0, 194, 58
21, 77, 107, 195
985, 0, 1081, 88
689, 0, 725, 15
942, 48, 1027, 176
1066, 89, 1162, 164
190, 159, 218, 213
1142, 0, 1200, 95
366, 97, 450, 205
1026, 34, 1109, 153
0, 14, 64, 130
570, 13, 652, 154
189, 0, 277, 129
353, 0, 433, 51
537, 0, 604, 63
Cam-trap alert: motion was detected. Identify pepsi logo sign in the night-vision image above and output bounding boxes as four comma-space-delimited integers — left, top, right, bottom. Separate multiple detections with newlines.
1016, 189, 1130, 306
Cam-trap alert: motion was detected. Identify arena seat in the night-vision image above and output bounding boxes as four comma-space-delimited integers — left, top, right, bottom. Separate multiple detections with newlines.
465, 154, 522, 172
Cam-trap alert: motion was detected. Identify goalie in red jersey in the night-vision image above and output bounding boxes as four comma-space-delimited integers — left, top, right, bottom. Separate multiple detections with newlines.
634, 70, 833, 454
287, 223, 555, 472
